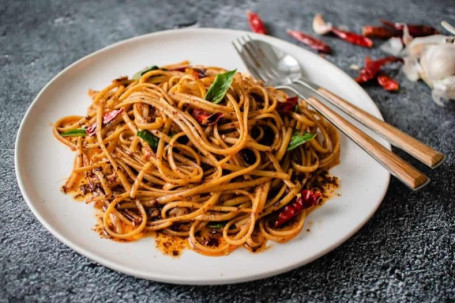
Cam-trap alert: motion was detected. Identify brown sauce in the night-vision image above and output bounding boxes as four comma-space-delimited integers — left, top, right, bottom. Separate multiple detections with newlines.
154, 233, 189, 257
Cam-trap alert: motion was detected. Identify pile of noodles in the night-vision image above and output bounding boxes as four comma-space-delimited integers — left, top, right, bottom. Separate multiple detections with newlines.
53, 61, 340, 256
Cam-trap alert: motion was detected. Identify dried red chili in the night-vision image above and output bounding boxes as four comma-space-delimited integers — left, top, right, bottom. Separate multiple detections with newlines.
87, 108, 124, 136
355, 57, 377, 83
247, 11, 267, 34
362, 26, 394, 39
355, 56, 403, 83
102, 108, 124, 124
287, 30, 331, 54
276, 96, 298, 115
192, 108, 224, 126
330, 27, 373, 48
312, 14, 372, 47
380, 19, 438, 37
377, 72, 399, 91
274, 189, 322, 228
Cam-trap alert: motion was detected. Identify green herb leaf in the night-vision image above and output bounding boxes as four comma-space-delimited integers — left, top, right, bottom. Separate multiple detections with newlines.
60, 128, 87, 137
287, 131, 316, 151
132, 65, 159, 80
137, 130, 159, 149
204, 69, 237, 104
207, 222, 226, 229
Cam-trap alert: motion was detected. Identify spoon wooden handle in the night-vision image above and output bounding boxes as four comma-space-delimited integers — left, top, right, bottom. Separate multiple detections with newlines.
305, 96, 429, 190
317, 87, 445, 168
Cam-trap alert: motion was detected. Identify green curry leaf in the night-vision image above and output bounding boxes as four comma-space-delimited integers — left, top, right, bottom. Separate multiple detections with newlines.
204, 69, 237, 104
287, 131, 316, 151
137, 130, 159, 149
207, 222, 226, 229
60, 128, 87, 137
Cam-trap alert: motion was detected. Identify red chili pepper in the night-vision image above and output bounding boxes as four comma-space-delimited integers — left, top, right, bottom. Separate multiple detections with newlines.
330, 27, 373, 48
377, 72, 399, 91
355, 56, 403, 83
192, 108, 224, 126
274, 189, 322, 228
355, 57, 377, 83
276, 96, 298, 115
247, 11, 267, 34
87, 108, 124, 136
287, 30, 331, 54
380, 19, 438, 37
362, 26, 394, 39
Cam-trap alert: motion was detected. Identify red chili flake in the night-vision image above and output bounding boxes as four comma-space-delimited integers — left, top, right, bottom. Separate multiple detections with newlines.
194, 68, 207, 78
380, 19, 438, 37
192, 108, 224, 126
330, 27, 373, 48
355, 56, 403, 83
87, 108, 124, 136
377, 72, 399, 91
192, 70, 199, 79
173, 66, 206, 78
247, 11, 267, 34
274, 189, 322, 228
362, 26, 394, 39
287, 30, 331, 54
276, 96, 298, 115
103, 108, 124, 124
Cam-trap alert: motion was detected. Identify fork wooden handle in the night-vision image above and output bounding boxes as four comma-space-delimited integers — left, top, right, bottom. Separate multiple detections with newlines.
305, 97, 429, 190
317, 87, 445, 168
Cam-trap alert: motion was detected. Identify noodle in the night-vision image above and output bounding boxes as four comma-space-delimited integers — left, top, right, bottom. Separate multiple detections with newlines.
53, 62, 340, 256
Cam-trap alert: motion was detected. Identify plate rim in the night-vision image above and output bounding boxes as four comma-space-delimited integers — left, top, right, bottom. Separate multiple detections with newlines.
15, 27, 391, 285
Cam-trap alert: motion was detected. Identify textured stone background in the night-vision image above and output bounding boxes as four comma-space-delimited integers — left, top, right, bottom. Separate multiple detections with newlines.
1, 0, 454, 301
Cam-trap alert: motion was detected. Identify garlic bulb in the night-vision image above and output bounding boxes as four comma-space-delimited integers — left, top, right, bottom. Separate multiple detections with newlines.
402, 36, 455, 106
420, 43, 455, 84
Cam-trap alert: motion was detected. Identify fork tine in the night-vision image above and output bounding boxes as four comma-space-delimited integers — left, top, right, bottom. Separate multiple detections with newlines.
242, 36, 280, 78
239, 36, 278, 81
234, 37, 271, 82
232, 40, 263, 81
244, 35, 270, 62
236, 37, 270, 82
246, 34, 281, 64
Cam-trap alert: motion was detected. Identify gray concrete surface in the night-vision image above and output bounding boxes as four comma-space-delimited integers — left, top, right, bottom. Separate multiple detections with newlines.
1, 0, 454, 301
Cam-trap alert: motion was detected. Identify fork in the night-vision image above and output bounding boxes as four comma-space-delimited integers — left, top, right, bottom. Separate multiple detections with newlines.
232, 35, 437, 190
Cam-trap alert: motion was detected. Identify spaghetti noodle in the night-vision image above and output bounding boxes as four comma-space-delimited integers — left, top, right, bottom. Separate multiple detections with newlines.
53, 61, 340, 256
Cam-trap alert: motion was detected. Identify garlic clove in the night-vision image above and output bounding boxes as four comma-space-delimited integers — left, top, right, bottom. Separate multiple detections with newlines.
420, 44, 455, 82
313, 14, 332, 35
406, 35, 452, 56
402, 57, 422, 82
380, 37, 404, 56
431, 76, 455, 106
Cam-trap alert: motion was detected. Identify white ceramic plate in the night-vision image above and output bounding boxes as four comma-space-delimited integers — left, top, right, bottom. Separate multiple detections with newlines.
15, 28, 390, 285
